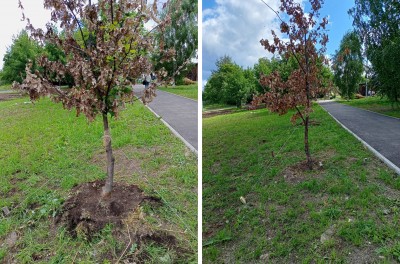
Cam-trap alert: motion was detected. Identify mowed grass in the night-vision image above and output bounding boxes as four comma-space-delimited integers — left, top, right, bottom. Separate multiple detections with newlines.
203, 105, 400, 263
158, 84, 197, 100
0, 97, 197, 263
339, 96, 400, 118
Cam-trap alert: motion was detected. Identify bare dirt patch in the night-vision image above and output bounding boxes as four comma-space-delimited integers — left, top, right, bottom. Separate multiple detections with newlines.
0, 93, 22, 101
55, 179, 193, 262
203, 108, 237, 118
282, 160, 324, 184
346, 244, 382, 263
209, 161, 221, 174
56, 179, 155, 238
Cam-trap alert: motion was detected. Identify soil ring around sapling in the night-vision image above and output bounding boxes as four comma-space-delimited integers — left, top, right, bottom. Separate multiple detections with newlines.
55, 180, 192, 262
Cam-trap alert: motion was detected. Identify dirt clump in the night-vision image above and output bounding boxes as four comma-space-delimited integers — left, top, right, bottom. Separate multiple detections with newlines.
55, 180, 156, 239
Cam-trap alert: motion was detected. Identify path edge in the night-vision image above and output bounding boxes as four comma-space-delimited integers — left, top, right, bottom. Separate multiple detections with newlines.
320, 105, 400, 175
144, 103, 198, 156
157, 89, 197, 102
331, 99, 400, 121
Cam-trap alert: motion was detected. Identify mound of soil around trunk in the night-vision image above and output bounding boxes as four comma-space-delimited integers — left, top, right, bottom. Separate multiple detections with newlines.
283, 160, 324, 184
56, 180, 154, 238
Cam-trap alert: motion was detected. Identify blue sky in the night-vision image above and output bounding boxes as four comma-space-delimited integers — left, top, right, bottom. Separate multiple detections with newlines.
202, 0, 356, 86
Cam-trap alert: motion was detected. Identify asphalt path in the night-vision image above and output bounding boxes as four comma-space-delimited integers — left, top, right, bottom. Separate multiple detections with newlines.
319, 101, 400, 169
133, 85, 198, 152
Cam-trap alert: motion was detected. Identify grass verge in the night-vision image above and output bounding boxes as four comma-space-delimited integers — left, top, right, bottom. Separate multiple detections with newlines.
0, 97, 197, 263
203, 104, 400, 263
338, 96, 400, 118
158, 84, 197, 100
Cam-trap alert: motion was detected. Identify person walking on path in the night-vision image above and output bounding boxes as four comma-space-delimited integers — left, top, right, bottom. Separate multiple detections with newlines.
141, 73, 156, 105
142, 73, 151, 89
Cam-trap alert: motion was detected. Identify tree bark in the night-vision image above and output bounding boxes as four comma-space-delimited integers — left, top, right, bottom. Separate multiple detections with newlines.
304, 115, 313, 170
303, 33, 313, 170
102, 113, 115, 197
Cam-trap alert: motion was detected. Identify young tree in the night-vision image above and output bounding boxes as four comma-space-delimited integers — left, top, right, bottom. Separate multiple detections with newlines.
252, 0, 329, 169
13, 0, 179, 197
332, 31, 363, 99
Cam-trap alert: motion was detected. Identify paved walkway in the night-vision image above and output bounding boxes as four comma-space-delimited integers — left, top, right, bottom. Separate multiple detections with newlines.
319, 101, 400, 170
133, 85, 198, 152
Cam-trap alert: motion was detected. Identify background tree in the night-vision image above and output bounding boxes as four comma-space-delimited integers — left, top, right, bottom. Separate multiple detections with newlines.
349, 0, 400, 102
252, 0, 329, 169
14, 0, 179, 197
254, 55, 298, 93
332, 31, 363, 99
319, 61, 334, 91
203, 56, 253, 107
243, 67, 258, 103
152, 0, 197, 85
1, 30, 41, 84
43, 42, 75, 87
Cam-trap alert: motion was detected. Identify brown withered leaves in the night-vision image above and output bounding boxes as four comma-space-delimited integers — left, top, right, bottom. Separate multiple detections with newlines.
254, 0, 330, 125
13, 0, 182, 121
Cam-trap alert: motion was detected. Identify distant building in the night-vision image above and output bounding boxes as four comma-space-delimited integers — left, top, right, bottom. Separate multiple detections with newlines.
186, 63, 198, 81
358, 82, 375, 96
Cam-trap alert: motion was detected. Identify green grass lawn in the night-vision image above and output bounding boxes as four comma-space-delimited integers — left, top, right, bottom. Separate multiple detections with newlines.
158, 84, 197, 100
338, 96, 400, 118
203, 105, 400, 263
0, 97, 197, 263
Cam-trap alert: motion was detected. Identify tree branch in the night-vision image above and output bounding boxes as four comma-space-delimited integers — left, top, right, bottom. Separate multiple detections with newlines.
295, 106, 306, 124
260, 0, 284, 24
117, 11, 148, 68
63, 0, 87, 49
118, 37, 135, 68
260, 0, 307, 75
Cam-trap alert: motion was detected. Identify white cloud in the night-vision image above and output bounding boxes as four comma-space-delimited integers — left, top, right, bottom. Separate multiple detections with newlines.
202, 79, 207, 91
202, 0, 305, 81
0, 0, 51, 69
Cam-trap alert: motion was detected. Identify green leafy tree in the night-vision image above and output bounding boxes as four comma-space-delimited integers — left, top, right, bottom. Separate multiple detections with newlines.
153, 0, 197, 84
332, 31, 363, 99
1, 30, 41, 83
349, 0, 400, 101
319, 62, 335, 97
203, 56, 251, 107
243, 67, 258, 103
253, 56, 299, 93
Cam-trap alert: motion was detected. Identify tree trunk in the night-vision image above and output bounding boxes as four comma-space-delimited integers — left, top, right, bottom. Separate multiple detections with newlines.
303, 33, 313, 170
102, 113, 115, 197
304, 115, 313, 170
303, 34, 313, 170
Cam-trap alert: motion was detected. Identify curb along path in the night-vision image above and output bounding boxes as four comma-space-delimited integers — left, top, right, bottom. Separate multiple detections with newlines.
133, 85, 198, 153
319, 101, 400, 174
